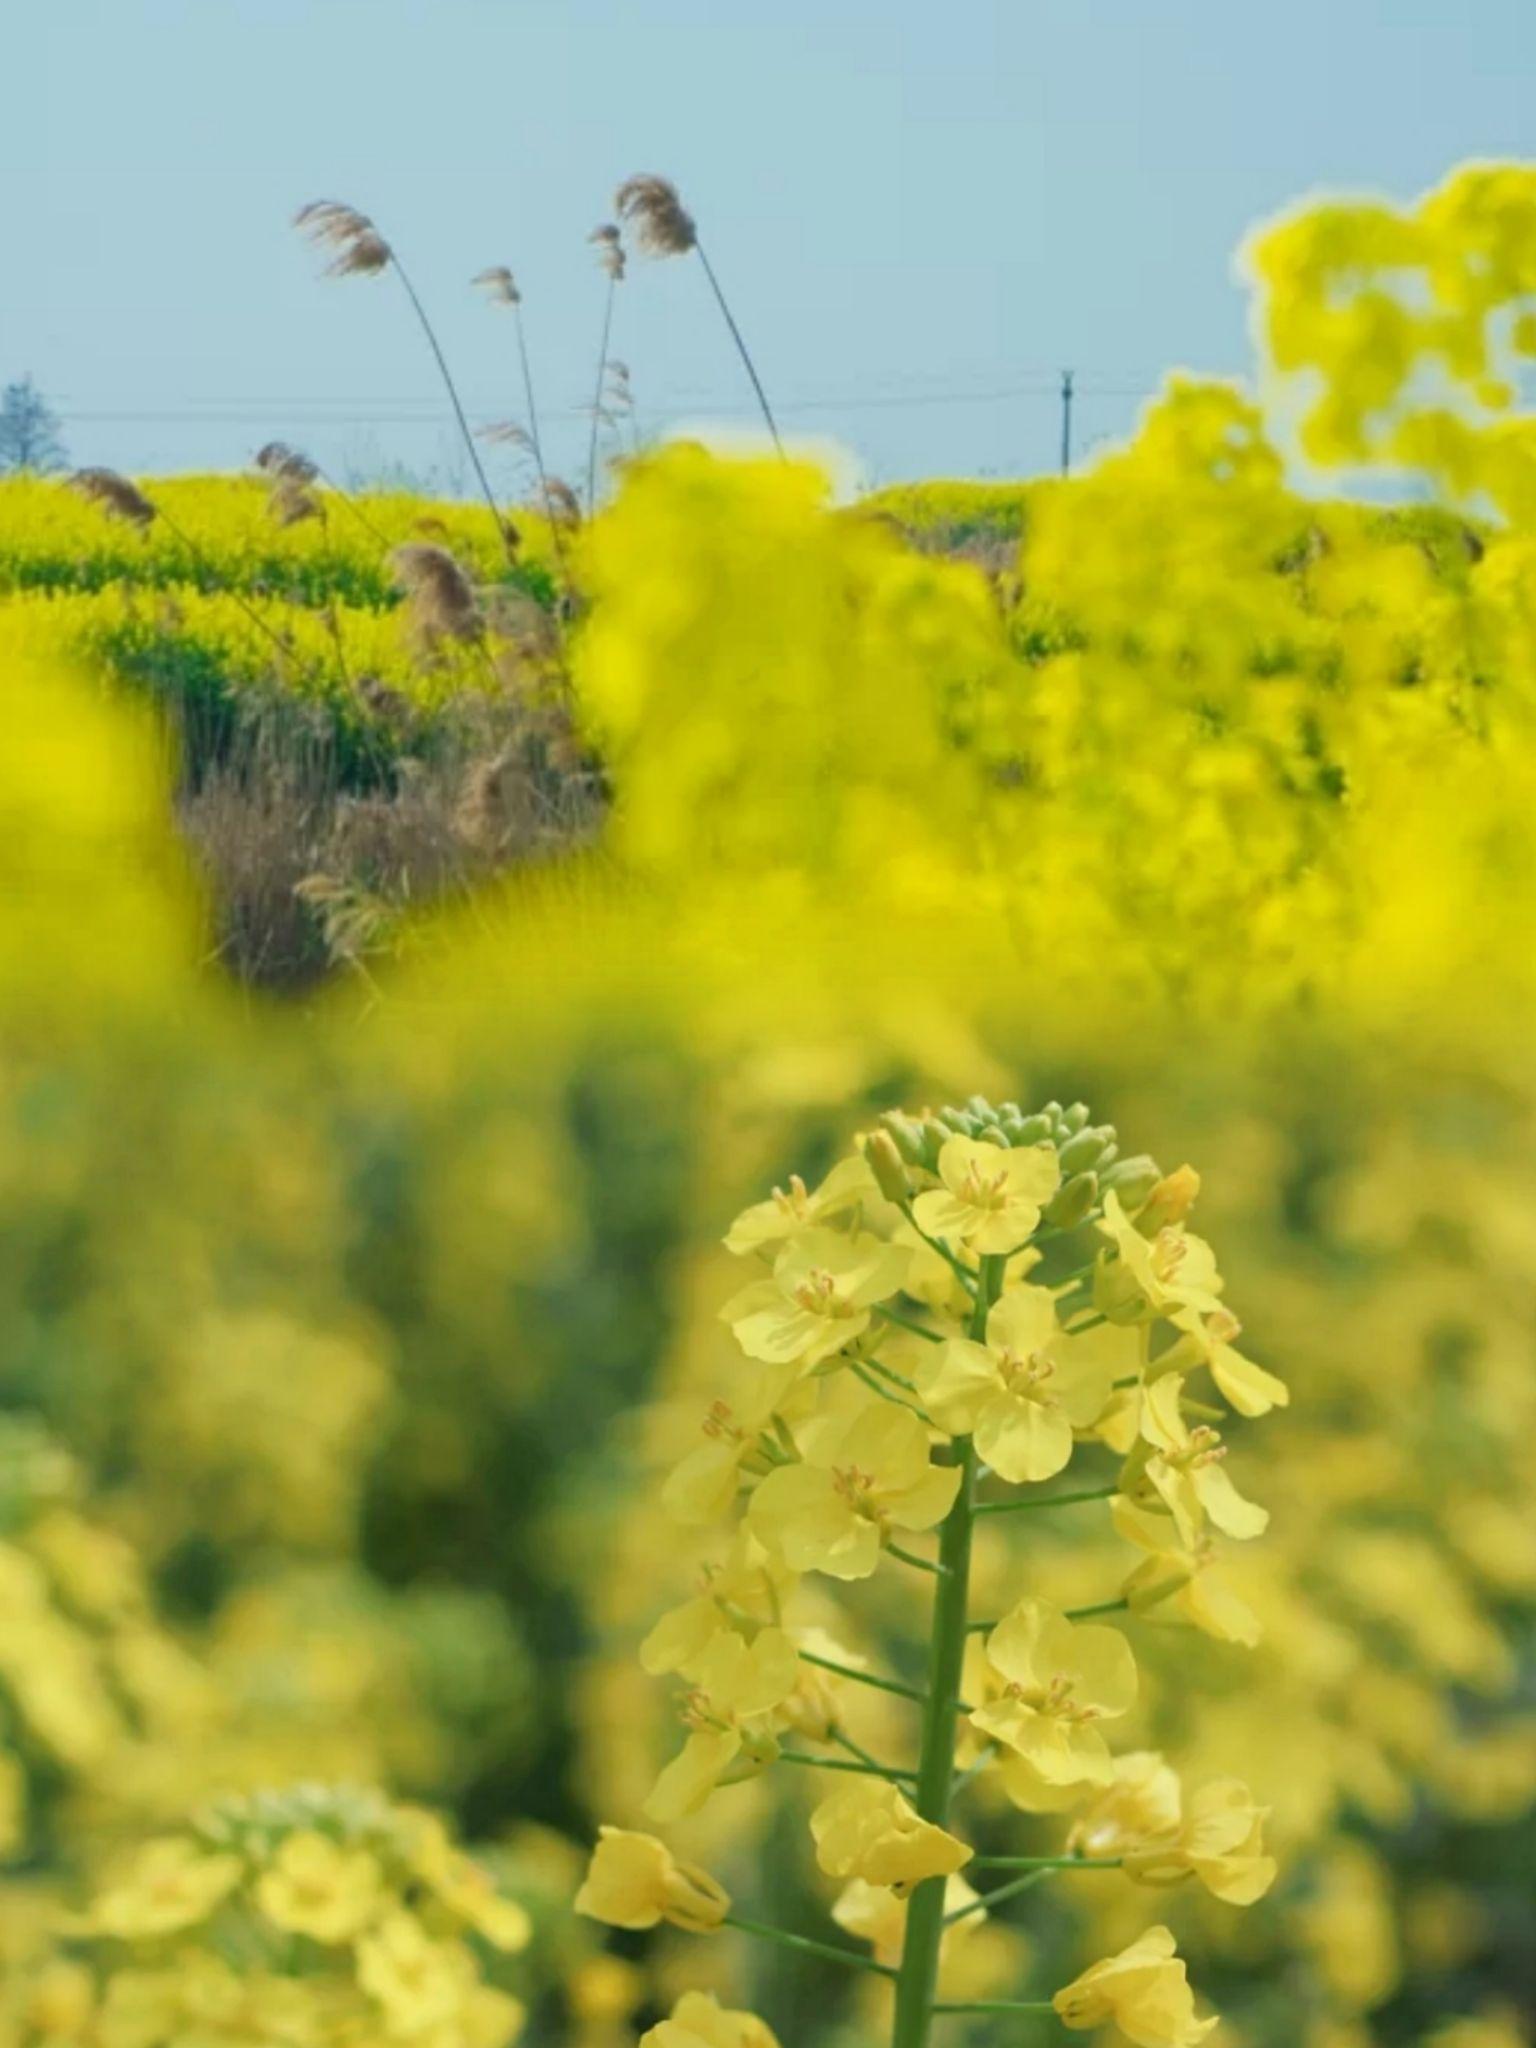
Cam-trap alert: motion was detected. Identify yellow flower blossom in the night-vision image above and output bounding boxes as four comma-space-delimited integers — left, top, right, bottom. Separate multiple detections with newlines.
914, 1283, 1124, 1482
644, 1626, 798, 1820
747, 1403, 961, 1579
810, 1777, 972, 1891
575, 1827, 730, 1931
1114, 1497, 1262, 1646
831, 1872, 985, 1971
1068, 1751, 1185, 1859
911, 1136, 1061, 1256
721, 1227, 911, 1367
253, 1829, 383, 1943
638, 1531, 795, 1678
355, 1910, 470, 2038
1138, 1375, 1268, 1545
1164, 1304, 1289, 1417
1094, 1192, 1225, 1325
410, 1818, 533, 1950
87, 1837, 244, 1939
970, 1598, 1137, 1787
1124, 1778, 1277, 1905
641, 1990, 781, 2048
723, 1154, 875, 1255
1054, 1926, 1217, 2048
662, 1363, 809, 1524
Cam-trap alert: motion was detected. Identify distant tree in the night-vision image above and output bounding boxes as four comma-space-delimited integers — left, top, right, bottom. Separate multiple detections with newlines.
0, 376, 68, 475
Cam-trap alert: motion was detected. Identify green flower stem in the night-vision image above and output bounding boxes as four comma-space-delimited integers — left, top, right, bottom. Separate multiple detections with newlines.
1063, 1596, 1130, 1621
724, 1913, 897, 1979
943, 1868, 1051, 1925
974, 1483, 1119, 1517
969, 1854, 1124, 1872
887, 1542, 949, 1578
873, 1304, 946, 1345
864, 1355, 923, 1394
932, 2000, 1058, 2016
801, 1651, 928, 1705
890, 1253, 1001, 2048
895, 1201, 978, 1294
777, 1752, 916, 1783
852, 1361, 932, 1419
832, 1728, 913, 1782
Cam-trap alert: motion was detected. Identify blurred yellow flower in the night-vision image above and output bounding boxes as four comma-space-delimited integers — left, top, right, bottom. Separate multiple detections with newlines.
87, 1837, 244, 1939
253, 1828, 383, 1942
641, 1989, 781, 2048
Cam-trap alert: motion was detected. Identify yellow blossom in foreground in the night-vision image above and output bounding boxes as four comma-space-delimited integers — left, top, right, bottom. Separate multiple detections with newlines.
748, 1402, 961, 1579
722, 1227, 911, 1367
723, 1154, 875, 1255
644, 1626, 798, 1820
810, 1777, 972, 1891
87, 1837, 244, 1939
1054, 1926, 1217, 2048
970, 1598, 1137, 1787
1138, 1375, 1268, 1546
253, 1828, 383, 1943
915, 1283, 1124, 1482
575, 1827, 730, 1931
912, 1136, 1061, 1256
1095, 1193, 1225, 1325
641, 1990, 781, 2048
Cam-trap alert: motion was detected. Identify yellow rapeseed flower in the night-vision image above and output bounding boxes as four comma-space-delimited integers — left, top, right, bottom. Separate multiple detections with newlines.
253, 1829, 383, 1943
914, 1284, 1126, 1483
575, 1827, 730, 1932
641, 1990, 781, 2048
87, 1837, 244, 1939
721, 1227, 911, 1368
723, 1155, 875, 1255
809, 1777, 972, 1892
644, 1626, 798, 1820
970, 1598, 1138, 1787
1138, 1376, 1269, 1546
1054, 1926, 1217, 2048
747, 1403, 961, 1579
911, 1137, 1061, 1256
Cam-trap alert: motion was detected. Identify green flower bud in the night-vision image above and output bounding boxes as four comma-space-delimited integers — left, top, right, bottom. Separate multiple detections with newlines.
863, 1130, 911, 1204
1101, 1154, 1162, 1212
1057, 1125, 1114, 1177
1013, 1112, 1054, 1146
1044, 1169, 1098, 1229
880, 1112, 929, 1168
1060, 1101, 1091, 1136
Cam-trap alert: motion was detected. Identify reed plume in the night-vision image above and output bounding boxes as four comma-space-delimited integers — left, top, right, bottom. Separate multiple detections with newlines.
585, 225, 626, 514
69, 467, 157, 529
254, 441, 389, 546
615, 173, 783, 455
70, 470, 297, 666
471, 265, 567, 579
388, 542, 484, 649
295, 199, 515, 568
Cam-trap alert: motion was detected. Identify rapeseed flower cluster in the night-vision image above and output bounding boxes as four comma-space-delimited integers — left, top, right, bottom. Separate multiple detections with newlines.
576, 1097, 1283, 2048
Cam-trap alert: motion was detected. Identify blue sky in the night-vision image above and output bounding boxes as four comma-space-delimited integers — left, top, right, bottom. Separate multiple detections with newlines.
9, 0, 1534, 488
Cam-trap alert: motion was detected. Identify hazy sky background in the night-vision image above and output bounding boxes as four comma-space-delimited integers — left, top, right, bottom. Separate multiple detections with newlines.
8, 0, 1534, 491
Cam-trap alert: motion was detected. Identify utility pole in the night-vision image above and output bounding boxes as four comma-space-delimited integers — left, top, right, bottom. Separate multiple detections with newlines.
1059, 368, 1075, 478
